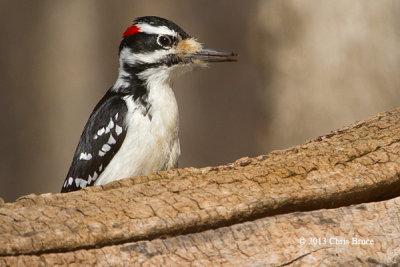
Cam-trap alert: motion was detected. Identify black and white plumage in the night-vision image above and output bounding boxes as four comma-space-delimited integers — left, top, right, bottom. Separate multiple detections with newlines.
61, 16, 236, 193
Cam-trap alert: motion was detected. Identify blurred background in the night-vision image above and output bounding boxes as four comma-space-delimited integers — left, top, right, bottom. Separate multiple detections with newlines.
1, 0, 400, 202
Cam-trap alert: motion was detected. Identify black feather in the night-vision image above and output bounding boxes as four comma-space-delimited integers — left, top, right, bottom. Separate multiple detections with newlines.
61, 90, 128, 192
119, 16, 190, 55
134, 16, 190, 39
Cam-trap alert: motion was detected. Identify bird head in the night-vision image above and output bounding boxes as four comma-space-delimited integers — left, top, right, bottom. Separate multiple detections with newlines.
116, 16, 237, 86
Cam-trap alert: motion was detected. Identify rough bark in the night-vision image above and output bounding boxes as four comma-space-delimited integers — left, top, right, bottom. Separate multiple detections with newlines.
2, 108, 400, 266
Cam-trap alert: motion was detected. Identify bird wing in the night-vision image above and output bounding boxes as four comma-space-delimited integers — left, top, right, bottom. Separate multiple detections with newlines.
61, 91, 128, 192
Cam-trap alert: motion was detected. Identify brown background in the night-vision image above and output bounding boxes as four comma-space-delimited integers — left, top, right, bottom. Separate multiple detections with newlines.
1, 0, 399, 202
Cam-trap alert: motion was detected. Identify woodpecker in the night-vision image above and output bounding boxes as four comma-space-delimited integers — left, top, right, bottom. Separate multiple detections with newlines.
61, 16, 237, 193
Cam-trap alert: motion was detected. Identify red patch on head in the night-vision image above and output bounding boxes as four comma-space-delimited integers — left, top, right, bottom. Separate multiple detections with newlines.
123, 25, 140, 37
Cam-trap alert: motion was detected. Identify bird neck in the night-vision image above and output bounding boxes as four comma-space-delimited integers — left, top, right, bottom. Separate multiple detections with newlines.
111, 62, 146, 97
111, 61, 178, 120
111, 61, 178, 130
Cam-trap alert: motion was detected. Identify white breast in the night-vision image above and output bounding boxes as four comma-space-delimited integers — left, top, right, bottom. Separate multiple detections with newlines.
95, 67, 180, 185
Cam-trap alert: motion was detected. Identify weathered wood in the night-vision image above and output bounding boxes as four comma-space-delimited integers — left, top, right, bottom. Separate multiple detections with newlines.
1, 107, 400, 265
2, 197, 399, 266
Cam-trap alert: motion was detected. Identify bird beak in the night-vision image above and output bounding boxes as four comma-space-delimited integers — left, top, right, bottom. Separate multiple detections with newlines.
190, 48, 238, 63
176, 38, 237, 64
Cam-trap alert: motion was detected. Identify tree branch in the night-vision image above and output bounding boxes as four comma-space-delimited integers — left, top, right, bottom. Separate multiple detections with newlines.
1, 108, 400, 265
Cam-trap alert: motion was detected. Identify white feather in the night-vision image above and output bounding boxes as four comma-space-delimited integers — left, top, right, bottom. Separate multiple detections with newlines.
97, 127, 105, 136
115, 125, 123, 136
113, 69, 130, 90
95, 65, 181, 186
108, 119, 114, 129
102, 144, 111, 152
119, 47, 171, 66
135, 23, 178, 37
79, 152, 92, 161
80, 179, 87, 188
108, 134, 116, 145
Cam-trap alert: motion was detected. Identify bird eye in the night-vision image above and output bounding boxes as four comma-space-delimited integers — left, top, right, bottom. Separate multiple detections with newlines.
157, 35, 173, 48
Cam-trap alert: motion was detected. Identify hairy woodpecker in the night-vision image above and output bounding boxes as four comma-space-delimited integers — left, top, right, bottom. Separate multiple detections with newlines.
61, 16, 237, 193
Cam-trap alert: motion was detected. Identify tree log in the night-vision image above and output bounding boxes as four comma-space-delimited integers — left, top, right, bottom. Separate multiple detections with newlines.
1, 108, 400, 266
